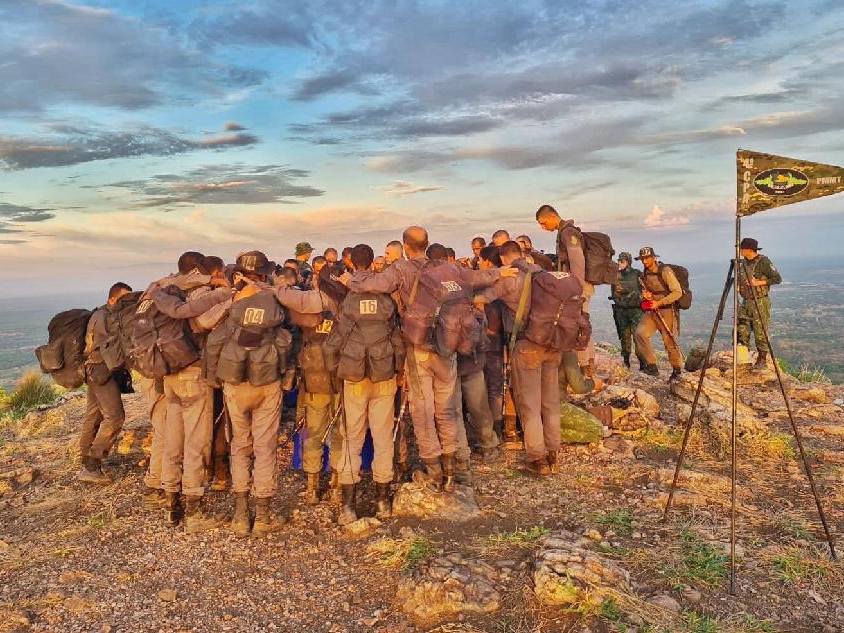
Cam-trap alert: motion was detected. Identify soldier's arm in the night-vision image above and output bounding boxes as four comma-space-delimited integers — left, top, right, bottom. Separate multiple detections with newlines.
655, 267, 683, 307
345, 267, 399, 294
561, 351, 595, 394
759, 257, 782, 286
562, 227, 586, 284
274, 286, 330, 314
461, 267, 503, 288
150, 286, 231, 319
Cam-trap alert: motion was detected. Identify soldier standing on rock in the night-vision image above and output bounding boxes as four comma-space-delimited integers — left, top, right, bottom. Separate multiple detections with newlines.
738, 238, 782, 370
610, 252, 646, 370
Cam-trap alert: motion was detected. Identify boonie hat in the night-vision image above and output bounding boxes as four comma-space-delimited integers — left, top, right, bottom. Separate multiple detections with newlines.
739, 237, 762, 251
235, 250, 276, 275
635, 246, 659, 260
619, 251, 633, 263
295, 241, 314, 256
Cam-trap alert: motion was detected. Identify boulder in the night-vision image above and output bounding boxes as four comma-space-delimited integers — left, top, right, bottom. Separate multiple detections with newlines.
397, 554, 501, 623
392, 481, 481, 521
532, 531, 630, 607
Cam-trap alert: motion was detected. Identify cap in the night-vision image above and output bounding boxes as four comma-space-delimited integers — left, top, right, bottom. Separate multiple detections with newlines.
619, 251, 633, 264
235, 250, 276, 275
295, 241, 314, 256
635, 246, 659, 260
740, 237, 762, 251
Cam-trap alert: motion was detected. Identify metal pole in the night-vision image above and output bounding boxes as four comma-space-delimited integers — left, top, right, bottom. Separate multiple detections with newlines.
663, 260, 735, 522
740, 260, 838, 559
730, 215, 740, 595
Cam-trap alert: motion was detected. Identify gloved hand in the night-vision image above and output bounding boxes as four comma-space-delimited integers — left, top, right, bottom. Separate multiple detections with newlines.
640, 299, 656, 311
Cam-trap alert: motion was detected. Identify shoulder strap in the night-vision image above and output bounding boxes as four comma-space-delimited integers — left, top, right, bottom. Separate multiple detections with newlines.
507, 271, 532, 357
407, 261, 427, 306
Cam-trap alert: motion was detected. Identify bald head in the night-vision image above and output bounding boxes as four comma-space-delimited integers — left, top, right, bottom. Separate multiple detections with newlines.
402, 226, 429, 257
491, 230, 510, 247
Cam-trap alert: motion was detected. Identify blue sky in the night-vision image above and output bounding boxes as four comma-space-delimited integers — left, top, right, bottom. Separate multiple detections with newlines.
2, 0, 844, 295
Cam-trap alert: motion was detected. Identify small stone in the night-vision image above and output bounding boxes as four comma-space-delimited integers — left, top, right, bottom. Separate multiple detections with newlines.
584, 529, 602, 541
101, 625, 112, 633
647, 594, 681, 613
681, 587, 702, 604
158, 589, 177, 602
344, 517, 382, 538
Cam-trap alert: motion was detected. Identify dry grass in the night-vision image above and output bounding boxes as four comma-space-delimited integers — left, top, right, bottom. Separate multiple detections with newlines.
2, 372, 58, 421
745, 431, 795, 460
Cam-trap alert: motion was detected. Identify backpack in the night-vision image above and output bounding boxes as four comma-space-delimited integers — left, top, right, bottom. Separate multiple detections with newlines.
324, 292, 405, 383
131, 285, 201, 379
206, 290, 293, 388
581, 231, 618, 285
524, 271, 592, 352
402, 261, 484, 358
101, 291, 143, 372
658, 264, 693, 310
35, 309, 92, 389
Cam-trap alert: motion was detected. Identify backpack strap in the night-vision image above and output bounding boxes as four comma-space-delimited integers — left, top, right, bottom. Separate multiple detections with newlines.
507, 271, 532, 357
407, 260, 429, 306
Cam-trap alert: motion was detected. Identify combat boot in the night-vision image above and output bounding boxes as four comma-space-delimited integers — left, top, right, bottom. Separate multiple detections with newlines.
581, 359, 596, 379
413, 458, 443, 492
638, 358, 647, 371
337, 484, 357, 526
303, 472, 320, 505
393, 461, 409, 483
183, 495, 223, 534
502, 416, 522, 449
643, 363, 659, 377
455, 457, 473, 486
622, 354, 631, 369
374, 482, 392, 520
441, 453, 456, 492
209, 460, 228, 492
527, 458, 551, 477
492, 419, 504, 442
754, 351, 768, 370
77, 457, 112, 485
142, 486, 167, 511
253, 497, 286, 537
165, 492, 182, 527
669, 368, 682, 381
231, 492, 251, 538
329, 471, 342, 503
547, 451, 559, 474
482, 445, 502, 464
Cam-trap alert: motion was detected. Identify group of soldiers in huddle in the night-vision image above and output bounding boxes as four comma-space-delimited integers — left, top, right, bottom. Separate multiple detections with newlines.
72, 203, 781, 535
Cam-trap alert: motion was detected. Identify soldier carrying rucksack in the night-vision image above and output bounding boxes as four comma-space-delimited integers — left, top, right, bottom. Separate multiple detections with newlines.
323, 244, 406, 525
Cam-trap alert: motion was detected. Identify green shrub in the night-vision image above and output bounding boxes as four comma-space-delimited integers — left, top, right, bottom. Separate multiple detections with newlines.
3, 372, 58, 419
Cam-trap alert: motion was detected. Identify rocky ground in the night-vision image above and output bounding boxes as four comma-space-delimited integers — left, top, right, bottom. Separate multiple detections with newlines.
1, 346, 843, 633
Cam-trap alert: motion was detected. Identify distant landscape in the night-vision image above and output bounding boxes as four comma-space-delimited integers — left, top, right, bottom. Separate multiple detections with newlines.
1, 255, 841, 389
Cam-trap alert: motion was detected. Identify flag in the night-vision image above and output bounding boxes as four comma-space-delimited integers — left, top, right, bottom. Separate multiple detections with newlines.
737, 149, 844, 217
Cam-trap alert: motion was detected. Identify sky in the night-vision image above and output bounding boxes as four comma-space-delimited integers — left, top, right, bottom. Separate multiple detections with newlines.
2, 0, 844, 296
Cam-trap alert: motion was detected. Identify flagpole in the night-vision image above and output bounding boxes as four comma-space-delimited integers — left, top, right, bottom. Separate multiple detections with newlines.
730, 211, 740, 595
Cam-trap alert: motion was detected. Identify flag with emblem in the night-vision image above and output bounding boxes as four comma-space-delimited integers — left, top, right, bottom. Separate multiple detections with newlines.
737, 149, 844, 217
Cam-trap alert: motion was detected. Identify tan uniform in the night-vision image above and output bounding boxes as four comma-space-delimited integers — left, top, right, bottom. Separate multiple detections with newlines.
140, 376, 167, 489
635, 265, 683, 369
151, 284, 231, 496
80, 307, 125, 460
338, 377, 397, 484
345, 257, 501, 460
554, 220, 594, 366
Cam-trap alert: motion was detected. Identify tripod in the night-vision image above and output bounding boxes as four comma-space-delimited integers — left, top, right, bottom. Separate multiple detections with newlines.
662, 221, 837, 596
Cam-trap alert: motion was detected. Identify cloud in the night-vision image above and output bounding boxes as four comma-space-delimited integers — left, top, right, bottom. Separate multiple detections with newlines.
644, 204, 690, 228
0, 0, 267, 114
378, 181, 444, 197
224, 122, 247, 131
0, 124, 259, 170
0, 202, 56, 243
105, 163, 323, 208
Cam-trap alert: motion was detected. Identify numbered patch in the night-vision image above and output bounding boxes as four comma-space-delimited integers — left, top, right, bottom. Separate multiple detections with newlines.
550, 272, 571, 279
243, 307, 265, 325
359, 299, 378, 315
239, 255, 257, 271
441, 280, 462, 292
570, 234, 579, 246
315, 319, 334, 334
136, 299, 153, 314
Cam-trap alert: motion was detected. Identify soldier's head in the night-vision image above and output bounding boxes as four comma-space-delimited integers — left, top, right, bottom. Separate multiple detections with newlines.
426, 243, 448, 261
341, 247, 353, 267
203, 256, 226, 279
177, 251, 206, 274
312, 256, 327, 275
445, 247, 456, 263
402, 226, 429, 258
515, 234, 533, 253
618, 252, 632, 271
373, 256, 386, 272
498, 240, 522, 266
295, 242, 313, 262
491, 229, 510, 247
471, 236, 486, 257
740, 237, 761, 260
324, 247, 338, 263
236, 250, 276, 283
479, 245, 502, 269
385, 240, 403, 264
536, 204, 561, 232
318, 262, 349, 304
635, 246, 659, 271
350, 244, 375, 271
107, 282, 132, 305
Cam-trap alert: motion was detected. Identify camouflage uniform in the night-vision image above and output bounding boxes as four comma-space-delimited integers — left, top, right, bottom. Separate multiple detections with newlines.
610, 262, 645, 366
738, 254, 782, 353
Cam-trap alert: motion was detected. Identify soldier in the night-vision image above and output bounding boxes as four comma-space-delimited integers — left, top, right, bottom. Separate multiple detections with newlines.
476, 246, 509, 441
474, 241, 566, 476
469, 236, 486, 269
77, 282, 132, 484
274, 262, 346, 504
295, 241, 314, 287
312, 255, 327, 279
341, 247, 354, 271
324, 244, 405, 524
373, 256, 386, 272
385, 240, 404, 266
205, 251, 291, 538
341, 226, 515, 490
610, 252, 646, 369
738, 238, 782, 369
491, 229, 511, 247
633, 246, 683, 380
324, 247, 339, 264
535, 205, 597, 378
515, 234, 554, 271
146, 255, 232, 533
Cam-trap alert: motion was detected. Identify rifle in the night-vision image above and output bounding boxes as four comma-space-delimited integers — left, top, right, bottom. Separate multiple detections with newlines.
393, 382, 409, 443
279, 368, 307, 450
321, 397, 344, 444
501, 343, 511, 420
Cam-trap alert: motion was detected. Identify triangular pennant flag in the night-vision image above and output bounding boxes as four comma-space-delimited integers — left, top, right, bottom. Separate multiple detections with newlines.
737, 149, 844, 217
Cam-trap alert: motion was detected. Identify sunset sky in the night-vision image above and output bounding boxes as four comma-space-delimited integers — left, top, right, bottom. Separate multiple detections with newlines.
2, 0, 844, 296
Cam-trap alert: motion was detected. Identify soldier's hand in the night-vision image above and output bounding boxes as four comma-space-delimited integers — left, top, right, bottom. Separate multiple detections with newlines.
339, 271, 352, 286
210, 276, 230, 288
642, 289, 653, 300
750, 278, 767, 287
500, 266, 519, 279
473, 296, 487, 312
